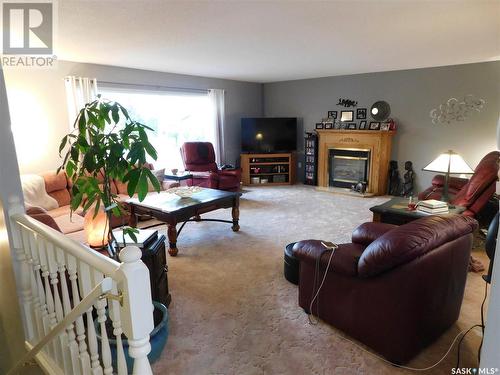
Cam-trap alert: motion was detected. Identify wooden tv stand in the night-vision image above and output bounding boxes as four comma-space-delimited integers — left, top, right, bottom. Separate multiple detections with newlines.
241, 153, 296, 186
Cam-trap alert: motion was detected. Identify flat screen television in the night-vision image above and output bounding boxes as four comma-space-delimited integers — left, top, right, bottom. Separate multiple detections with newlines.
241, 117, 297, 153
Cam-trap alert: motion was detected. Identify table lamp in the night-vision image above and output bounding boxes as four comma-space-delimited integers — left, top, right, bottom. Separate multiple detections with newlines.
422, 150, 474, 203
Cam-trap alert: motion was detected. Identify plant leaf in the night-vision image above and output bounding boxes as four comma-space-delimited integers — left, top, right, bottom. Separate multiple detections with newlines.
59, 135, 68, 155
137, 170, 148, 201
144, 168, 161, 192
126, 168, 141, 197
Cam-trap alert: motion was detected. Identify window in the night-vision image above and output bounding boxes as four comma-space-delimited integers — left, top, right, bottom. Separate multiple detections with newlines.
99, 86, 215, 169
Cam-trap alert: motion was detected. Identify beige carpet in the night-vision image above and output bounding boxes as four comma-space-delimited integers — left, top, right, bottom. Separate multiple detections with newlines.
150, 185, 490, 375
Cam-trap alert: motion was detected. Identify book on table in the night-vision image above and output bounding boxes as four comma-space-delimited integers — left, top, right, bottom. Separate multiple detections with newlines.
419, 199, 448, 209
417, 206, 450, 214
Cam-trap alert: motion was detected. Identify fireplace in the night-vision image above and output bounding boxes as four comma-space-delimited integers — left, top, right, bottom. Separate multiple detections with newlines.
328, 148, 370, 188
317, 130, 393, 195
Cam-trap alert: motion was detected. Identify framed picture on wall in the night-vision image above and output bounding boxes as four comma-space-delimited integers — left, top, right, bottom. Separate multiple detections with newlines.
327, 110, 337, 119
333, 121, 341, 129
369, 122, 381, 130
359, 120, 367, 130
340, 110, 354, 122
356, 108, 367, 119
347, 123, 357, 130
380, 123, 390, 131
325, 121, 333, 129
315, 123, 324, 129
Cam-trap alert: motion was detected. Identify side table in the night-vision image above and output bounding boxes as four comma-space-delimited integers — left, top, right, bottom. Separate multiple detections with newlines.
164, 171, 193, 184
370, 197, 466, 225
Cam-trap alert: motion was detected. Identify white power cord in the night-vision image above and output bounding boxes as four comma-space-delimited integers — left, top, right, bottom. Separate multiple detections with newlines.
306, 240, 482, 371
308, 241, 337, 325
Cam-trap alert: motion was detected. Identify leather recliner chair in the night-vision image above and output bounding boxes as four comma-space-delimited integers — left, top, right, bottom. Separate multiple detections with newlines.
418, 151, 499, 217
293, 214, 478, 364
180, 142, 241, 192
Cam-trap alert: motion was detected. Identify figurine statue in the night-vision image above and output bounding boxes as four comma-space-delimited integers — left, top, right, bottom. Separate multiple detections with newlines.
401, 161, 415, 197
388, 160, 401, 196
351, 181, 367, 194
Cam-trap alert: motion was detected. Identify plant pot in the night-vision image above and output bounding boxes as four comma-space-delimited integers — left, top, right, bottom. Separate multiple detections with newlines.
95, 301, 169, 372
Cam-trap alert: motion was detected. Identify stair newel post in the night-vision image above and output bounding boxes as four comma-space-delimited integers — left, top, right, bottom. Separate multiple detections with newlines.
117, 245, 154, 375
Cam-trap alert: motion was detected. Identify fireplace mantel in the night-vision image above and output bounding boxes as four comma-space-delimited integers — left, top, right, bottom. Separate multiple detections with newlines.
317, 130, 395, 195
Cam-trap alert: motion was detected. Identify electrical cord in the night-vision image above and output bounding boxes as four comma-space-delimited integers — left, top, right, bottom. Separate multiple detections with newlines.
339, 324, 483, 372
456, 324, 484, 369
477, 281, 488, 363
308, 242, 337, 325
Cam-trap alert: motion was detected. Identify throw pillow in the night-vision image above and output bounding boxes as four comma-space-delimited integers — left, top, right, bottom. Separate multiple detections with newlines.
148, 168, 165, 192
21, 174, 59, 211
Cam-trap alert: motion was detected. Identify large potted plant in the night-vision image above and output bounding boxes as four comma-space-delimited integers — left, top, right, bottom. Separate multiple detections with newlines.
58, 95, 161, 259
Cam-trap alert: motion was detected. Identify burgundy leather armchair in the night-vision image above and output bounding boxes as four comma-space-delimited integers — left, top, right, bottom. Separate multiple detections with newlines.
180, 142, 241, 192
418, 151, 499, 217
293, 215, 478, 364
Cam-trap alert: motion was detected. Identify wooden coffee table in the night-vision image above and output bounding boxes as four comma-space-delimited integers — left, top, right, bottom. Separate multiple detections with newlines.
127, 188, 241, 256
370, 197, 466, 225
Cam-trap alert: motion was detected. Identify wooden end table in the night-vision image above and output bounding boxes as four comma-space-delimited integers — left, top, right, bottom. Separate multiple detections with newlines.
370, 197, 466, 225
127, 188, 241, 256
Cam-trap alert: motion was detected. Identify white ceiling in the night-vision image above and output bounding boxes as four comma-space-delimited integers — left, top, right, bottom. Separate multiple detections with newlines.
58, 0, 500, 83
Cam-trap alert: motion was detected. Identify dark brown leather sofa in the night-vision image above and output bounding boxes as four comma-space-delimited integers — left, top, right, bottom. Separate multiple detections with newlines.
293, 214, 478, 364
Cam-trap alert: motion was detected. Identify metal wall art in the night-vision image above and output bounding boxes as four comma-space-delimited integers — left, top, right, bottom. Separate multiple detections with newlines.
430, 94, 486, 125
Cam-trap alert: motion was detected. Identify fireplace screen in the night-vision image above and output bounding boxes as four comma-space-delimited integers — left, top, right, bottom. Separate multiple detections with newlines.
329, 149, 370, 188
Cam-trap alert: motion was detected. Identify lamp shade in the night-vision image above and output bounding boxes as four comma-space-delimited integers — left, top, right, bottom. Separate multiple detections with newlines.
422, 150, 474, 174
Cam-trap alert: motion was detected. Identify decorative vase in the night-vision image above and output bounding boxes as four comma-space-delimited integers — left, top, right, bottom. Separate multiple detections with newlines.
95, 301, 169, 373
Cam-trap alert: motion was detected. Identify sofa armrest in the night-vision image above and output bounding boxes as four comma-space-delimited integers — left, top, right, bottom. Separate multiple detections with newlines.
29, 213, 62, 232
26, 206, 47, 215
352, 222, 397, 246
293, 240, 366, 277
358, 215, 478, 278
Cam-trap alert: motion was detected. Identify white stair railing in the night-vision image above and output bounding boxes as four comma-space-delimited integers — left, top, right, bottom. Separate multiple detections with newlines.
7, 211, 155, 375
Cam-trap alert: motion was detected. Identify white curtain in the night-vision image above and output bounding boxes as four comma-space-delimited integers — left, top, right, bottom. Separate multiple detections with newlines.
208, 89, 225, 165
64, 76, 98, 129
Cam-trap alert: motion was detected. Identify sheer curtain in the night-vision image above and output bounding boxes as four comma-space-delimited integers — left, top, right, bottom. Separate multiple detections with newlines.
64, 76, 98, 129
208, 89, 225, 165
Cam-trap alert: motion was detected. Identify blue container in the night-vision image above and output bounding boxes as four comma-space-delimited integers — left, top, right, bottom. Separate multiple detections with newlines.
95, 301, 169, 372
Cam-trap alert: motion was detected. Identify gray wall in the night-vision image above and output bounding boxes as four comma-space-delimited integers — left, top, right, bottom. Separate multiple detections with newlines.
4, 61, 262, 174
263, 61, 500, 191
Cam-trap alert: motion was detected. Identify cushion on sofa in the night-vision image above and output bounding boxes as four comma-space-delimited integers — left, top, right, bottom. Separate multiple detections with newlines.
52, 213, 85, 234
358, 215, 478, 278
148, 168, 165, 192
42, 171, 71, 207
21, 174, 59, 210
